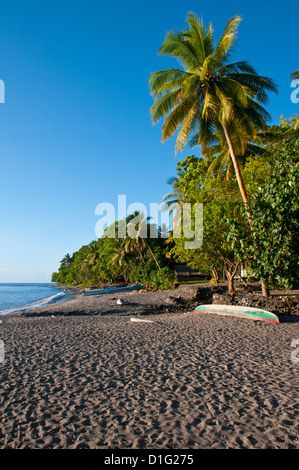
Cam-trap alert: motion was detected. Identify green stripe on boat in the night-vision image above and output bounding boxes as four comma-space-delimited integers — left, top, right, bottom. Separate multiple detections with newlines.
194, 304, 279, 324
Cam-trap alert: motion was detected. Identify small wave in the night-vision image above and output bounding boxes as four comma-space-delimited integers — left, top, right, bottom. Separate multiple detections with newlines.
0, 290, 68, 316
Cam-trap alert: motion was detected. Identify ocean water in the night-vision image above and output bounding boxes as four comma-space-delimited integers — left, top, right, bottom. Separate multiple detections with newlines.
0, 283, 68, 315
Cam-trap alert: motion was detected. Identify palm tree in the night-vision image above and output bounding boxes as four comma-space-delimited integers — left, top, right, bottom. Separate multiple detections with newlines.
162, 175, 186, 237
149, 13, 278, 220
60, 253, 73, 268
160, 223, 171, 238
111, 241, 135, 281
125, 211, 147, 264
85, 241, 99, 265
202, 128, 269, 180
290, 71, 299, 80
163, 175, 185, 207
127, 211, 161, 269
124, 235, 146, 265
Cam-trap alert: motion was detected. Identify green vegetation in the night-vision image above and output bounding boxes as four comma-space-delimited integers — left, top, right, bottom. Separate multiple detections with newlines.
228, 137, 299, 291
164, 117, 298, 294
51, 217, 175, 289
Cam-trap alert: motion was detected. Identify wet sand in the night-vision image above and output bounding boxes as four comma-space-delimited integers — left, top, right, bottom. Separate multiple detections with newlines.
0, 294, 299, 448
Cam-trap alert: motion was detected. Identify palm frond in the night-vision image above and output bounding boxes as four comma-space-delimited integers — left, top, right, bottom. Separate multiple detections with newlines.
218, 61, 257, 75
201, 89, 220, 121
149, 69, 191, 98
161, 91, 198, 142
219, 77, 250, 108
226, 73, 278, 102
290, 71, 299, 80
159, 31, 199, 70
150, 90, 180, 124
186, 12, 214, 63
214, 15, 242, 63
213, 82, 234, 123
188, 116, 216, 149
175, 99, 200, 153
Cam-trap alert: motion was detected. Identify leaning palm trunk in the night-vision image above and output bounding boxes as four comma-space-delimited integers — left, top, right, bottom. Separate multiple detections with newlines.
128, 259, 135, 271
222, 125, 251, 225
146, 243, 161, 270
138, 246, 146, 265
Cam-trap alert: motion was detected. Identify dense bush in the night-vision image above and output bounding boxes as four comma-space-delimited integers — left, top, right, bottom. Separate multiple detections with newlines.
228, 138, 299, 290
129, 263, 175, 289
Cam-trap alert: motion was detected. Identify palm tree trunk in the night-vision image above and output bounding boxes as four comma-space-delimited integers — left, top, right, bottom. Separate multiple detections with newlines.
223, 125, 269, 297
137, 246, 146, 265
222, 124, 252, 227
147, 244, 161, 270
128, 260, 135, 271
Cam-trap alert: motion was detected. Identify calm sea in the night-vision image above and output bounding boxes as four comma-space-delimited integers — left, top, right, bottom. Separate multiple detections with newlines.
0, 283, 67, 315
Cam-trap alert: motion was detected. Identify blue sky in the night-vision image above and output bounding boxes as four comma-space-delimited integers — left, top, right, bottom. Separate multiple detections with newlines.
0, 0, 298, 282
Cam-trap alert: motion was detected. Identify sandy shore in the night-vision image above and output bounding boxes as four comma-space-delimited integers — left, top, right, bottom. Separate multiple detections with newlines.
0, 288, 299, 449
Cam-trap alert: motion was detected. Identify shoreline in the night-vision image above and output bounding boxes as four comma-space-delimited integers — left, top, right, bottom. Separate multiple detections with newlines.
20, 282, 299, 319
0, 287, 74, 317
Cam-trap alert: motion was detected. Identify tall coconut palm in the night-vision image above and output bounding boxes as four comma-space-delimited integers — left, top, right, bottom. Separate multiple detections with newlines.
162, 175, 186, 237
85, 241, 99, 265
124, 233, 146, 265
111, 241, 135, 281
149, 13, 278, 218
160, 223, 171, 239
163, 175, 185, 207
125, 211, 147, 264
127, 211, 161, 269
60, 253, 73, 268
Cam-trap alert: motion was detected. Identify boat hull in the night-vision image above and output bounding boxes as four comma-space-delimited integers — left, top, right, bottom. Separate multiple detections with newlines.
194, 304, 279, 324
83, 284, 143, 296
101, 283, 127, 289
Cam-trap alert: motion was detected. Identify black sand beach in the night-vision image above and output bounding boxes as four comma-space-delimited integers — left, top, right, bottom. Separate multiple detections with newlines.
0, 286, 299, 449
